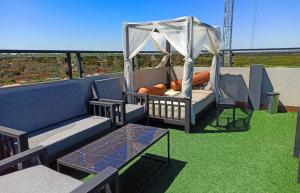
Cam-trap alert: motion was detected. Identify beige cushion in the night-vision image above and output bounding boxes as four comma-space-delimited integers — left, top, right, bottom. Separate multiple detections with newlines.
149, 89, 215, 120
191, 90, 215, 114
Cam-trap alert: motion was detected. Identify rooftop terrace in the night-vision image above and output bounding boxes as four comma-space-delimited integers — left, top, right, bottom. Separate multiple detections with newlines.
0, 46, 300, 193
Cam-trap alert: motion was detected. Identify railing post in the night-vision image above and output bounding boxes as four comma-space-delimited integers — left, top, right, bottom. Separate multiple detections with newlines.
65, 53, 73, 79
76, 53, 83, 78
221, 50, 225, 67
229, 50, 233, 67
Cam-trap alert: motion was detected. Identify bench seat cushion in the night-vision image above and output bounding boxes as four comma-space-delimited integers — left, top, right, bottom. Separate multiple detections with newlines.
0, 165, 82, 193
192, 90, 215, 114
28, 115, 111, 156
125, 104, 145, 122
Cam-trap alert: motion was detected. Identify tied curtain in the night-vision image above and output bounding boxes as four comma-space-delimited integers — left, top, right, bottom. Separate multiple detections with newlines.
150, 32, 170, 68
205, 28, 222, 103
123, 25, 153, 92
123, 16, 221, 124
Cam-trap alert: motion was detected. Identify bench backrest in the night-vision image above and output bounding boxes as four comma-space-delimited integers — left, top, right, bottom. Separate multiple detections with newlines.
0, 81, 86, 133
92, 77, 123, 100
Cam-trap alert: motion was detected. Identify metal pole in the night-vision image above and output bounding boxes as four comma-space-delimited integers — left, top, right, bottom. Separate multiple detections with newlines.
65, 53, 73, 79
223, 0, 234, 67
76, 53, 83, 78
166, 40, 171, 86
167, 131, 170, 163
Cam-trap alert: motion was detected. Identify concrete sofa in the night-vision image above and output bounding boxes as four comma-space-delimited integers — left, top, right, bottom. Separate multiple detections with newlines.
0, 81, 115, 161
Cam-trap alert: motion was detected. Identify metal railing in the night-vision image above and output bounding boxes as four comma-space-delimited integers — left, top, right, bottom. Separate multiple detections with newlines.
0, 47, 300, 86
221, 47, 300, 67
0, 50, 161, 80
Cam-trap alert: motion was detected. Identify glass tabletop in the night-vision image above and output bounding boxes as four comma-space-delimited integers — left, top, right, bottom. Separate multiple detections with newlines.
58, 124, 168, 173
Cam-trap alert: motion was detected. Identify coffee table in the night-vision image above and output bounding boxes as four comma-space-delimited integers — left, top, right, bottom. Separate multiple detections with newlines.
57, 124, 170, 193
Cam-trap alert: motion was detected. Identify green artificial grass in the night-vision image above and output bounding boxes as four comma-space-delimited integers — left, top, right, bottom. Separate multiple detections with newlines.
78, 109, 299, 193
144, 110, 299, 193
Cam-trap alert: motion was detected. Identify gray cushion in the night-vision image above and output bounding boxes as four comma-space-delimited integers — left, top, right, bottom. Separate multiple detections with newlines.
0, 165, 82, 193
125, 104, 145, 122
93, 77, 123, 100
0, 81, 86, 133
28, 115, 111, 156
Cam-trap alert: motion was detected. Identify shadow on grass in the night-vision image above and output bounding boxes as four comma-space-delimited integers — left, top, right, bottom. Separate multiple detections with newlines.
120, 155, 186, 193
148, 106, 254, 134
192, 107, 254, 134
57, 155, 186, 193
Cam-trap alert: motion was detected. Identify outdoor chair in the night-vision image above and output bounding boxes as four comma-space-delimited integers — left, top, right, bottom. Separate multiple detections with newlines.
216, 81, 239, 127
0, 146, 119, 193
216, 98, 236, 127
92, 77, 149, 126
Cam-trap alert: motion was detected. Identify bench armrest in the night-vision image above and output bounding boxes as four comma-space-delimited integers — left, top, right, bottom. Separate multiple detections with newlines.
71, 166, 119, 193
0, 125, 29, 153
123, 92, 149, 113
93, 99, 126, 125
0, 146, 48, 172
98, 98, 125, 105
89, 100, 118, 128
0, 126, 26, 138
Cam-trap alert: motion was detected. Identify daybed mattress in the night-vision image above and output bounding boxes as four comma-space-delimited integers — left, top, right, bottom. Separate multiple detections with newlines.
149, 89, 215, 120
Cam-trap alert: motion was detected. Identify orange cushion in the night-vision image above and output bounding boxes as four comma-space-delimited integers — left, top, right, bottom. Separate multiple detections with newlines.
170, 80, 182, 91
137, 83, 167, 96
193, 71, 210, 86
170, 71, 210, 91
153, 84, 166, 91
137, 87, 150, 94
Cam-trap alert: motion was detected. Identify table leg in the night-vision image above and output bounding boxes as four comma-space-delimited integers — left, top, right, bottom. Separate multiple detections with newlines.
167, 131, 170, 163
57, 163, 61, 172
106, 173, 119, 193
233, 107, 236, 127
216, 108, 220, 126
114, 173, 120, 193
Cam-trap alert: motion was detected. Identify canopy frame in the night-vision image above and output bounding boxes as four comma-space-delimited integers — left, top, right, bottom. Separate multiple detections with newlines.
123, 16, 222, 124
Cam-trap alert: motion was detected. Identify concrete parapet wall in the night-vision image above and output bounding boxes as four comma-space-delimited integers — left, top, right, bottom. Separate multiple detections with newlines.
173, 66, 300, 107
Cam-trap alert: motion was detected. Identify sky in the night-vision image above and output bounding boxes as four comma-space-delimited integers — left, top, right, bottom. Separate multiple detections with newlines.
0, 0, 299, 50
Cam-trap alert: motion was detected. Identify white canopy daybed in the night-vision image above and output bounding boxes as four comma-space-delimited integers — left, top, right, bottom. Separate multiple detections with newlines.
123, 16, 222, 133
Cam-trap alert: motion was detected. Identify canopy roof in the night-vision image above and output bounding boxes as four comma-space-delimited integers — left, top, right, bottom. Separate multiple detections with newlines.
123, 16, 222, 124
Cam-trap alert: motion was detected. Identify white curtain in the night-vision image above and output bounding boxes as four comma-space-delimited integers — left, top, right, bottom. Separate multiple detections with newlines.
153, 20, 188, 57
128, 27, 153, 59
205, 27, 222, 103
192, 23, 209, 59
150, 32, 167, 53
150, 32, 170, 68
123, 25, 153, 92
